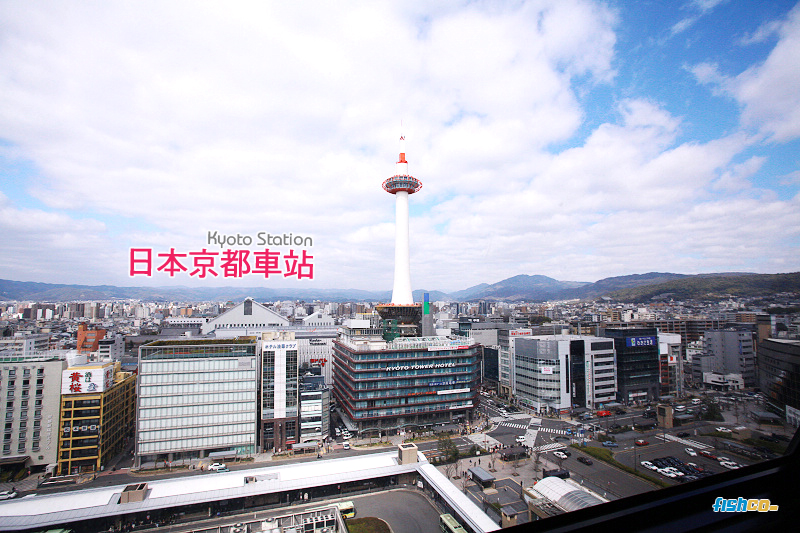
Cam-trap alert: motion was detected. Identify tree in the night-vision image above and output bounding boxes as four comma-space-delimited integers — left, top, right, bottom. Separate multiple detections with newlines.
437, 433, 459, 462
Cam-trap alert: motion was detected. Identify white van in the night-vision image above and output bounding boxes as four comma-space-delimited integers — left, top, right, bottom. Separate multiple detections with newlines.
691, 398, 701, 405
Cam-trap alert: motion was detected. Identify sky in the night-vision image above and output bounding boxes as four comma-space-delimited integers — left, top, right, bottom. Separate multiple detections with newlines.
1, 0, 799, 294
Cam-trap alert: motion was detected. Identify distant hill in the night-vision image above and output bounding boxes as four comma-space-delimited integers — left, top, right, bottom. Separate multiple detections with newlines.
607, 272, 800, 302
456, 274, 589, 301
1, 271, 798, 303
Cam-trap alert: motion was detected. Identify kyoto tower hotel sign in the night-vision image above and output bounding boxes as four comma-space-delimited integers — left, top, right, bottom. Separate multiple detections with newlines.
377, 136, 423, 335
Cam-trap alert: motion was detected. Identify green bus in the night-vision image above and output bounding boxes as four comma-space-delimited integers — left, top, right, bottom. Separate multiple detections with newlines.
439, 513, 467, 533
337, 501, 356, 519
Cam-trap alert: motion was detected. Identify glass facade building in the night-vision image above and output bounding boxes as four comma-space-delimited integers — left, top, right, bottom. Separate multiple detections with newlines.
135, 339, 257, 467
603, 328, 660, 404
332, 323, 480, 433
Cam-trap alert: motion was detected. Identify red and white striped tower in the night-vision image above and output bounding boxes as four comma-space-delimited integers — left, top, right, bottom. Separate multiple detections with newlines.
377, 135, 423, 336
381, 135, 422, 305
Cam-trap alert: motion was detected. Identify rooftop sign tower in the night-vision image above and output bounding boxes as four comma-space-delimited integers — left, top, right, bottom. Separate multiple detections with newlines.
376, 134, 423, 338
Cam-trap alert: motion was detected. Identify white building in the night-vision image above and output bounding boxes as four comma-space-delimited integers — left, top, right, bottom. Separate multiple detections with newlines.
260, 331, 299, 452
201, 298, 290, 335
135, 338, 258, 467
0, 333, 51, 358
514, 335, 617, 414
0, 352, 67, 469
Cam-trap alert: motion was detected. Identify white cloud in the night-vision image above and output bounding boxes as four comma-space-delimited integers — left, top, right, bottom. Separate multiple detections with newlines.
0, 1, 796, 293
691, 4, 800, 142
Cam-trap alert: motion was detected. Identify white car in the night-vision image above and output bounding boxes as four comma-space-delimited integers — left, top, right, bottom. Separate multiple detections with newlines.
553, 451, 568, 460
207, 463, 226, 471
716, 427, 732, 433
720, 461, 740, 469
0, 490, 17, 500
685, 447, 697, 457
342, 441, 351, 450
515, 435, 526, 443
640, 461, 657, 470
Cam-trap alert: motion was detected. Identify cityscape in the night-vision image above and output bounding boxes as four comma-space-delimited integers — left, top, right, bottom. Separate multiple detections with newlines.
2, 1, 800, 532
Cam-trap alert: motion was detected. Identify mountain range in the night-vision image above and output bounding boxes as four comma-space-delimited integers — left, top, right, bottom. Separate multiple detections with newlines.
1, 271, 798, 303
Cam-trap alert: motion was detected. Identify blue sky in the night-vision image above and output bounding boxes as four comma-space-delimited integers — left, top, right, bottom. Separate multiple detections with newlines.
0, 0, 798, 293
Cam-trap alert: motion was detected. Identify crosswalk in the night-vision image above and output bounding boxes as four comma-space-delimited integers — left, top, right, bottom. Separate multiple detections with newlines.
532, 442, 567, 452
655, 433, 711, 449
497, 421, 529, 430
537, 426, 573, 435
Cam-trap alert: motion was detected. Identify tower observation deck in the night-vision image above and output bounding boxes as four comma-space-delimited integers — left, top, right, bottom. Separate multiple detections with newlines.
376, 135, 422, 337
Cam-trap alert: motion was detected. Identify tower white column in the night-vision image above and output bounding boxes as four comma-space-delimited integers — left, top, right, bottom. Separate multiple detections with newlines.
391, 190, 413, 304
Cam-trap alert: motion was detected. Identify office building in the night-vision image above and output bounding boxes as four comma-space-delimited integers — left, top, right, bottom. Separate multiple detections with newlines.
333, 319, 480, 434
57, 360, 136, 475
135, 338, 258, 467
260, 331, 299, 452
0, 352, 66, 470
658, 333, 683, 397
757, 338, 800, 426
299, 367, 330, 443
513, 335, 617, 414
602, 328, 660, 404
702, 329, 757, 388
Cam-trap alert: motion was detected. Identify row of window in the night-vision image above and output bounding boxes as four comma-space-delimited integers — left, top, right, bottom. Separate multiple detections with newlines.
139, 411, 255, 429
140, 382, 256, 395
140, 393, 256, 408
139, 370, 255, 385
141, 358, 254, 373
351, 402, 473, 419
138, 428, 255, 452
1, 368, 44, 377
350, 392, 473, 409
337, 367, 475, 379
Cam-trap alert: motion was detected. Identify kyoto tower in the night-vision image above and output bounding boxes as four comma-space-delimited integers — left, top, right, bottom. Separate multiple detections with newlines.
376, 135, 423, 337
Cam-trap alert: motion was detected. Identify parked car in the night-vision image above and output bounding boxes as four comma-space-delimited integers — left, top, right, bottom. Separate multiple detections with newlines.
715, 427, 732, 433
641, 461, 656, 470
699, 450, 717, 460
0, 490, 17, 500
602, 441, 619, 447
342, 441, 351, 450
207, 463, 226, 471
577, 456, 593, 465
685, 447, 697, 456
720, 461, 741, 469
635, 439, 649, 446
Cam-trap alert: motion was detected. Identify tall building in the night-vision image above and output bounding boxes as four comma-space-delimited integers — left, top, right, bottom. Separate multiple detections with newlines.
658, 333, 683, 397
513, 335, 617, 414
333, 319, 480, 433
758, 339, 800, 426
57, 360, 136, 475
702, 329, 757, 387
299, 367, 330, 443
602, 328, 660, 404
0, 352, 67, 470
135, 338, 258, 467
260, 331, 299, 452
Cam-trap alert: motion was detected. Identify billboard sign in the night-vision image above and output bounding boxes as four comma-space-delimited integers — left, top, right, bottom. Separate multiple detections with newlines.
62, 366, 114, 395
626, 336, 656, 348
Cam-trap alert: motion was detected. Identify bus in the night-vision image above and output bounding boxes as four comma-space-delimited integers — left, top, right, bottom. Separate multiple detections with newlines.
336, 501, 356, 519
439, 514, 467, 533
